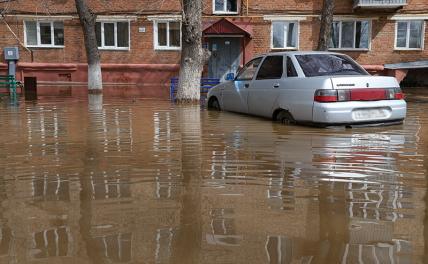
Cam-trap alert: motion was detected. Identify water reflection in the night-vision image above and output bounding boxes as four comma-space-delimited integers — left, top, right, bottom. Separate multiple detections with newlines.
0, 90, 427, 263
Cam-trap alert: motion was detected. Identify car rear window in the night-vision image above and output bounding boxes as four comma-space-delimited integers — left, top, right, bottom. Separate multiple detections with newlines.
295, 54, 368, 77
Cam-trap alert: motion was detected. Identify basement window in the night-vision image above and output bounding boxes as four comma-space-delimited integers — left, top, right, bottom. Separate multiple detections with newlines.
95, 21, 130, 50
154, 21, 181, 50
24, 21, 64, 48
395, 20, 425, 50
271, 21, 299, 50
213, 0, 238, 14
329, 20, 371, 50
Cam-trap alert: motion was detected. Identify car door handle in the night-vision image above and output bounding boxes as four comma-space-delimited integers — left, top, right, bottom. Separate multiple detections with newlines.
273, 83, 280, 88
244, 83, 250, 88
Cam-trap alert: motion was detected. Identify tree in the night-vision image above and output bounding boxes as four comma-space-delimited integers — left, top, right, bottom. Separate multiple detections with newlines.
317, 0, 334, 51
75, 0, 103, 92
175, 0, 208, 103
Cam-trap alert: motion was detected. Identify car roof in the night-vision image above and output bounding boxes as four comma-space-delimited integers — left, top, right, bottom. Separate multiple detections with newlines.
258, 51, 344, 57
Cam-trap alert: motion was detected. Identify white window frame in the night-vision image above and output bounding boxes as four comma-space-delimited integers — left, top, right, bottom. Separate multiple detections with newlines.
329, 19, 372, 51
153, 20, 182, 51
270, 21, 299, 50
96, 20, 131, 51
394, 20, 425, 51
212, 0, 238, 15
24, 20, 64, 48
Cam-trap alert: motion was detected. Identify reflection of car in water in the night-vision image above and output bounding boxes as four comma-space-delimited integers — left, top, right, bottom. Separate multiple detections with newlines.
207, 51, 407, 127
206, 112, 405, 183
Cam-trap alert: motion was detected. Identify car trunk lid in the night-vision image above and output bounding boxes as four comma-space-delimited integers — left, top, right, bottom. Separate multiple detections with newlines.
330, 76, 399, 90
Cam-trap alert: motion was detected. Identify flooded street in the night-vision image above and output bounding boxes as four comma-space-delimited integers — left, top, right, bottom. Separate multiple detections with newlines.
0, 89, 427, 264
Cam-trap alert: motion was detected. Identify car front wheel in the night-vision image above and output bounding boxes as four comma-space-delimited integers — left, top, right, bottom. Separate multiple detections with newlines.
208, 97, 221, 111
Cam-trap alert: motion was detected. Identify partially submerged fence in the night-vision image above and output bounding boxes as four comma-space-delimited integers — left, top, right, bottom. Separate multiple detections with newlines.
0, 75, 20, 102
170, 77, 220, 101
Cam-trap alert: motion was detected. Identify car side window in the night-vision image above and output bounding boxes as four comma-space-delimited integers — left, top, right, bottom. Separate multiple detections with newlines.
236, 58, 263, 81
256, 56, 284, 80
286, 57, 298, 77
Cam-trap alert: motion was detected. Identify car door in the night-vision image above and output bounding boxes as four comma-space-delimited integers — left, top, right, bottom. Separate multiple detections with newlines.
280, 56, 314, 121
221, 57, 263, 114
248, 55, 284, 118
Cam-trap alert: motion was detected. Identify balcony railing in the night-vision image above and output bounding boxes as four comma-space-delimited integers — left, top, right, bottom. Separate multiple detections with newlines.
354, 0, 407, 9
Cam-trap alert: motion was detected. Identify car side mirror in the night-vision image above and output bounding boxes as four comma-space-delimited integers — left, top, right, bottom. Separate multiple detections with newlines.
225, 72, 235, 81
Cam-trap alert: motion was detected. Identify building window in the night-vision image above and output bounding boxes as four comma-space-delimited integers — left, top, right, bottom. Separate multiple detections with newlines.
395, 20, 425, 50
271, 21, 298, 50
95, 21, 130, 50
213, 0, 238, 14
24, 21, 64, 48
329, 20, 370, 50
154, 21, 181, 50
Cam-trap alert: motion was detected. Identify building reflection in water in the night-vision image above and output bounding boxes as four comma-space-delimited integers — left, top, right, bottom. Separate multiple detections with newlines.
0, 97, 426, 263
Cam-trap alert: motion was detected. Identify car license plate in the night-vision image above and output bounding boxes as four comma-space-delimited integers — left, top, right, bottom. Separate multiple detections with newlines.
353, 108, 389, 121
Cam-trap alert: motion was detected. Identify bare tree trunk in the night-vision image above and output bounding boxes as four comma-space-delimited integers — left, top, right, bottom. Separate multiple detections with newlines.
317, 0, 335, 51
175, 0, 207, 103
75, 0, 103, 92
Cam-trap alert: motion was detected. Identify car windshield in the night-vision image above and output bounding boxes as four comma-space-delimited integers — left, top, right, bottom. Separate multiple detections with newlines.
295, 54, 368, 77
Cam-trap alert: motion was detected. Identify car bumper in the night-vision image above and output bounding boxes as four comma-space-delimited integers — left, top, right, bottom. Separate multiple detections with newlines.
312, 100, 407, 124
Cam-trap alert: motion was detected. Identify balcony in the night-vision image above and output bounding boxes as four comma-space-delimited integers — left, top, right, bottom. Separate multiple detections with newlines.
354, 0, 407, 10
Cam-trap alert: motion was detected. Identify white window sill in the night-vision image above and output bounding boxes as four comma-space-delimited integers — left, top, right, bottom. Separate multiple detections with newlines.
394, 48, 424, 51
98, 47, 130, 51
155, 47, 181, 51
26, 45, 65, 49
213, 11, 239, 15
329, 48, 370, 51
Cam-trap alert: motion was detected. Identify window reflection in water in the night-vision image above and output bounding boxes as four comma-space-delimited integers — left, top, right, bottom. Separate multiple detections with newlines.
94, 233, 132, 263
90, 172, 131, 200
32, 173, 70, 201
341, 240, 412, 264
155, 228, 173, 264
25, 106, 62, 159
265, 236, 292, 264
347, 182, 405, 222
32, 227, 70, 258
0, 227, 12, 256
153, 111, 180, 200
97, 108, 133, 153
267, 167, 296, 211
206, 209, 242, 246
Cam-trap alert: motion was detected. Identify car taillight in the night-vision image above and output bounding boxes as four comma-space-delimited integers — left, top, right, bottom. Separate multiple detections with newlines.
314, 90, 338, 102
315, 88, 405, 103
394, 88, 405, 100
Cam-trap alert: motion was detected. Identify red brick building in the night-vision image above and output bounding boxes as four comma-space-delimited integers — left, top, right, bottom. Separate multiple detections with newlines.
0, 0, 427, 97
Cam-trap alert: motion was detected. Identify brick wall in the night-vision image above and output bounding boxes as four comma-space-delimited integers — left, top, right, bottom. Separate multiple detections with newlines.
0, 0, 427, 72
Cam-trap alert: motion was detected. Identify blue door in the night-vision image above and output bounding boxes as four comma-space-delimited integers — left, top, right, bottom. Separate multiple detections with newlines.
208, 37, 241, 82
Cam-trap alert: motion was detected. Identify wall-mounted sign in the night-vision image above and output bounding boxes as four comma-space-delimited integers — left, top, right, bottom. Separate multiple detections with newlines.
139, 27, 146, 33
225, 41, 230, 45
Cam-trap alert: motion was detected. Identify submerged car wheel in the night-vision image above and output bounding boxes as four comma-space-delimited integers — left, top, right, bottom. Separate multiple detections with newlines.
277, 110, 295, 125
208, 97, 221, 111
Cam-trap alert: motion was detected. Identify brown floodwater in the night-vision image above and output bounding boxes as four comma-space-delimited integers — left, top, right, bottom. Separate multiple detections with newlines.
0, 89, 427, 263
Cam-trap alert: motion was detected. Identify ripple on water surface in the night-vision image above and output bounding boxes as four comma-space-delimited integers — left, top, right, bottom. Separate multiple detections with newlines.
0, 90, 427, 263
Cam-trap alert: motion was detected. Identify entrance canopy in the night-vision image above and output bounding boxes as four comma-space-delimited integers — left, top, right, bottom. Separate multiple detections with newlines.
203, 18, 252, 37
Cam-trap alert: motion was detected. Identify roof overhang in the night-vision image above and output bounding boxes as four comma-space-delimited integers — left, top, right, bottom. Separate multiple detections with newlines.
203, 18, 252, 38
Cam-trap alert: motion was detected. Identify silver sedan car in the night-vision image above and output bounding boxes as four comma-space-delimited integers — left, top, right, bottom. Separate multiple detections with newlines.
207, 51, 407, 126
